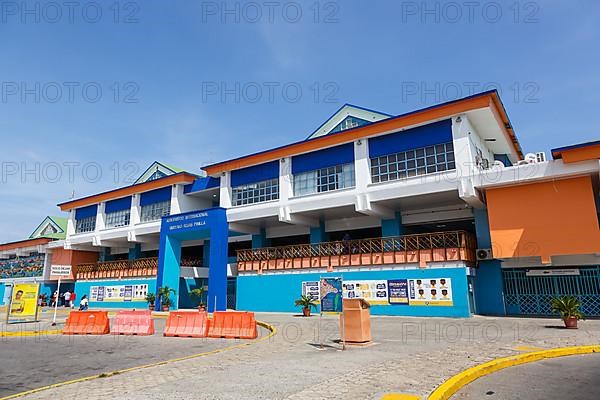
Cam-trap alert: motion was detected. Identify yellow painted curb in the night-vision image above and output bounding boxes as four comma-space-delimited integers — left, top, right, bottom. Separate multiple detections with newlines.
0, 320, 276, 400
428, 345, 600, 400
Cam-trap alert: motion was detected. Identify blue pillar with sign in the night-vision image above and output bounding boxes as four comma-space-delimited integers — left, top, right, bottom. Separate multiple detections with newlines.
156, 207, 228, 312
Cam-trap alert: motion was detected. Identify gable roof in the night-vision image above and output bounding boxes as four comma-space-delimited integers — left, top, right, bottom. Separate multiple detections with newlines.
29, 216, 67, 240
307, 104, 392, 139
134, 161, 188, 184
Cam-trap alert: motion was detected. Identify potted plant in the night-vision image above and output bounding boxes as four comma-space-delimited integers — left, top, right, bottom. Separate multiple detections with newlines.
295, 294, 318, 317
158, 286, 176, 312
145, 293, 156, 310
189, 288, 206, 311
550, 296, 584, 329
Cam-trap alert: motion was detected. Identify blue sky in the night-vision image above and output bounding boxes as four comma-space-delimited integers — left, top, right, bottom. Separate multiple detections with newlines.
0, 0, 599, 242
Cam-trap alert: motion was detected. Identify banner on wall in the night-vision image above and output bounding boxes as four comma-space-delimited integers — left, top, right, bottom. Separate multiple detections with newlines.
342, 280, 389, 305
302, 281, 320, 303
388, 279, 409, 304
90, 284, 149, 302
408, 278, 453, 306
7, 283, 40, 323
320, 278, 343, 313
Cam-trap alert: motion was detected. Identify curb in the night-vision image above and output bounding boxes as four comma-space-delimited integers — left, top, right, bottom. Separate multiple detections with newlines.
428, 344, 600, 400
0, 329, 63, 337
0, 320, 276, 400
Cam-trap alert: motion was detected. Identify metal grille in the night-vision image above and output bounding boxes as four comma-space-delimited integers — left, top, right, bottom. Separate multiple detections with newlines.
503, 267, 600, 317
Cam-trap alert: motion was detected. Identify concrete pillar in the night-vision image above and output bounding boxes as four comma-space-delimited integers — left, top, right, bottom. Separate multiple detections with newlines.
99, 247, 112, 262
128, 244, 142, 260
219, 172, 232, 208
310, 219, 328, 244
130, 193, 141, 225
381, 212, 404, 237
252, 228, 270, 249
95, 203, 105, 231
156, 235, 181, 311
170, 184, 181, 215
67, 210, 76, 236
354, 139, 370, 190
279, 157, 293, 201
473, 208, 506, 316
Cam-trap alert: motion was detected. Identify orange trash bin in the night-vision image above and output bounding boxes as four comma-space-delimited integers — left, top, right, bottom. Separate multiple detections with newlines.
340, 298, 372, 343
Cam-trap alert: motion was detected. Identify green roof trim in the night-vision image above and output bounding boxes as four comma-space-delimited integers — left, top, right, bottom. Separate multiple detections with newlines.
29, 216, 67, 240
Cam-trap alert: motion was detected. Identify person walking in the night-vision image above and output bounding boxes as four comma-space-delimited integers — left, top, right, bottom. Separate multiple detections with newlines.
70, 292, 76, 309
64, 290, 71, 308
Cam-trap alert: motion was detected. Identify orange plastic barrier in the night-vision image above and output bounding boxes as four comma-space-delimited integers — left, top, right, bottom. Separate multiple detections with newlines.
208, 311, 257, 339
111, 310, 155, 336
163, 311, 209, 338
63, 311, 110, 335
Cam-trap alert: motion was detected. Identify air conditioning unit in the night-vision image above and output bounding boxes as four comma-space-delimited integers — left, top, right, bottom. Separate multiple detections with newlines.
536, 152, 547, 162
476, 248, 493, 261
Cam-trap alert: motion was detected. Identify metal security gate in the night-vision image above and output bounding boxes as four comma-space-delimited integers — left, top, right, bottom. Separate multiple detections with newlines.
503, 267, 600, 317
227, 278, 237, 310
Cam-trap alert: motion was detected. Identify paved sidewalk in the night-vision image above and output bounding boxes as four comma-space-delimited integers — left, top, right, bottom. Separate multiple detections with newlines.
12, 314, 600, 400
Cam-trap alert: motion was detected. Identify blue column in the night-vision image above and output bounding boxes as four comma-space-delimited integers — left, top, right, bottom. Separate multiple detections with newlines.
156, 235, 181, 310
208, 225, 227, 312
381, 212, 404, 237
310, 219, 328, 244
99, 247, 112, 262
473, 208, 505, 316
128, 244, 142, 260
202, 240, 210, 266
252, 228, 269, 248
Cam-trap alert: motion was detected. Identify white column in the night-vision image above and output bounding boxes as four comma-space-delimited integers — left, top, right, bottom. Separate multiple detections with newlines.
170, 184, 183, 215
452, 114, 476, 178
219, 172, 232, 208
66, 210, 76, 236
279, 158, 293, 203
354, 139, 370, 191
95, 202, 105, 231
130, 193, 141, 225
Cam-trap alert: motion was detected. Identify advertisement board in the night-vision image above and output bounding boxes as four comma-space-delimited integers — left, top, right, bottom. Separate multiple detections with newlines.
90, 284, 148, 302
302, 281, 320, 303
342, 280, 389, 305
408, 278, 453, 306
320, 277, 343, 313
388, 279, 409, 304
7, 283, 40, 323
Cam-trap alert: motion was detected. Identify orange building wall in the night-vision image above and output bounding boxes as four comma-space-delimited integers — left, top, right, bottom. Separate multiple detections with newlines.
486, 176, 600, 261
50, 249, 98, 280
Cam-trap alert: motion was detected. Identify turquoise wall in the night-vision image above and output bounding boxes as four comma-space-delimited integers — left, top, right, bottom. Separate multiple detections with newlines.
237, 267, 471, 317
74, 278, 157, 309
0, 283, 5, 305
178, 277, 208, 309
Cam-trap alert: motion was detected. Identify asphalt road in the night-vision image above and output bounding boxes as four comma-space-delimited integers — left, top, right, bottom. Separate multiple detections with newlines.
0, 317, 266, 398
454, 353, 600, 399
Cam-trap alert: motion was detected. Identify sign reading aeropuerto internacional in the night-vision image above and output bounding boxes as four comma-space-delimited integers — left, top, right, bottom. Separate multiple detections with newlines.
157, 207, 228, 312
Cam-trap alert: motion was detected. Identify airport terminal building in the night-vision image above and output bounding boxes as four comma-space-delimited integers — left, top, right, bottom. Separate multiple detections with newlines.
2, 91, 599, 317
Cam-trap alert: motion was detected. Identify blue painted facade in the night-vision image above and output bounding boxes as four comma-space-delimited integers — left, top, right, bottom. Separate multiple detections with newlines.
0, 283, 5, 305
368, 119, 453, 158
157, 208, 228, 311
473, 208, 506, 316
237, 267, 471, 317
74, 278, 156, 309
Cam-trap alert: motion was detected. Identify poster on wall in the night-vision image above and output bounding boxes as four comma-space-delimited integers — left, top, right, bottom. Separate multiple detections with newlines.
90, 284, 148, 302
408, 278, 453, 306
388, 279, 409, 304
7, 283, 40, 323
320, 278, 343, 313
302, 281, 320, 303
342, 280, 389, 305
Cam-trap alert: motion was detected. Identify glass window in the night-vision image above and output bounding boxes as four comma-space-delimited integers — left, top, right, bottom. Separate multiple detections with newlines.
105, 209, 131, 228
293, 163, 355, 196
75, 216, 96, 233
140, 200, 171, 222
370, 142, 455, 183
232, 178, 279, 206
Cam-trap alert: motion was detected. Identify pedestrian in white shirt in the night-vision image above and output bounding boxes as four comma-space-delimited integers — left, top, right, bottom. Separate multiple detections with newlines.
64, 291, 71, 308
